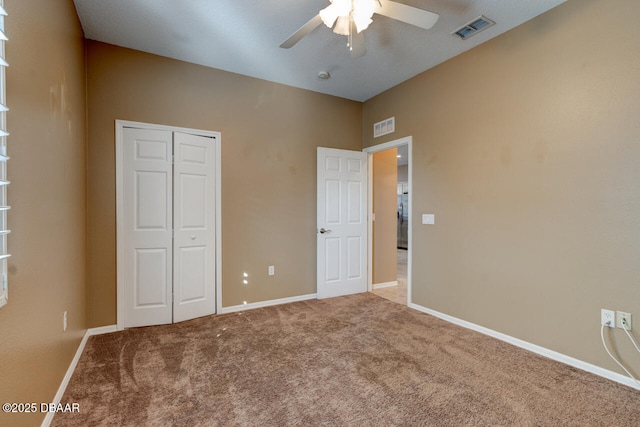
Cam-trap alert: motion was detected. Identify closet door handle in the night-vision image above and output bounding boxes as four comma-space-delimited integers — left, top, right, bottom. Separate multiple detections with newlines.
319, 228, 332, 234
190, 235, 196, 240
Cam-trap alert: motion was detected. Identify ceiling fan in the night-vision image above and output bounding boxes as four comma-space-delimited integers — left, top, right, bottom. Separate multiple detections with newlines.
280, 0, 439, 58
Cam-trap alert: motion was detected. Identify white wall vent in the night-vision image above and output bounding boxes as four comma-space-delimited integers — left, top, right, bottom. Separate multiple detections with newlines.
452, 16, 495, 40
373, 117, 395, 138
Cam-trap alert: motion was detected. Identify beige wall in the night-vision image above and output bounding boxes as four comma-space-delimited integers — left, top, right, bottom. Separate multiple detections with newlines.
372, 149, 397, 284
4, 1, 638, 414
363, 0, 640, 375
86, 41, 363, 326
397, 164, 408, 184
0, 1, 87, 425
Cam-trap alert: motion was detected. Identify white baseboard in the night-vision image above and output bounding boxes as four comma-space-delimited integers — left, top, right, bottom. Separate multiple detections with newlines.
44, 300, 638, 427
220, 293, 317, 314
44, 293, 317, 426
41, 325, 118, 427
408, 302, 640, 391
372, 281, 398, 290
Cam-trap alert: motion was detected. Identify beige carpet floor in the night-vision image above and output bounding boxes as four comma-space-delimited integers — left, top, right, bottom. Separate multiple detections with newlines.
54, 293, 640, 426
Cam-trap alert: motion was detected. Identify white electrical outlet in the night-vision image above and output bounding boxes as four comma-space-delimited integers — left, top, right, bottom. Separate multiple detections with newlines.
268, 265, 275, 276
63, 311, 68, 332
601, 309, 615, 327
422, 214, 435, 225
616, 311, 632, 331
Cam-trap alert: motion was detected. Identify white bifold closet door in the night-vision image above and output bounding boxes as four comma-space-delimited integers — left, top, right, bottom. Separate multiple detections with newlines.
122, 127, 216, 328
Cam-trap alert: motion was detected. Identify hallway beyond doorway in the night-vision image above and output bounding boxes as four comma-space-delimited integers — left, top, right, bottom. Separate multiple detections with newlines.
371, 249, 407, 305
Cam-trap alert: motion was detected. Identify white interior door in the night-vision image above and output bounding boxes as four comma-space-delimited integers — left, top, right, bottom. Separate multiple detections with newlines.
123, 128, 173, 327
317, 147, 367, 299
121, 127, 216, 328
173, 132, 216, 322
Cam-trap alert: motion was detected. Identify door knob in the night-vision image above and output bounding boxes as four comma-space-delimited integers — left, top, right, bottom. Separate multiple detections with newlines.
191, 235, 196, 240
319, 228, 332, 234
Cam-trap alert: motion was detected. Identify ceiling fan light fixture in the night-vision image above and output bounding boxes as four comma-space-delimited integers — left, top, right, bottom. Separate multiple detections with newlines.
353, 0, 376, 32
280, 0, 440, 59
334, 16, 351, 36
352, 14, 372, 33
319, 6, 338, 28
320, 0, 350, 29
321, 0, 377, 35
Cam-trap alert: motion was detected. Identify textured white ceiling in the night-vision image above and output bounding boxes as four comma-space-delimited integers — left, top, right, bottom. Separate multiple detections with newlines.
73, 0, 566, 102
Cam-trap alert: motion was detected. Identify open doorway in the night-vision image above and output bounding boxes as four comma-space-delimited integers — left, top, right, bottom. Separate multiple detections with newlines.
364, 137, 412, 306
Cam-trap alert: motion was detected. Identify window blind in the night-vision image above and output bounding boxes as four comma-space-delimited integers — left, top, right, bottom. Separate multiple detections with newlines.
0, 0, 9, 308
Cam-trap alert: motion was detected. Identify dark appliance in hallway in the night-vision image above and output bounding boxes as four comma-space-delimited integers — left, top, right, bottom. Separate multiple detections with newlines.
397, 191, 408, 249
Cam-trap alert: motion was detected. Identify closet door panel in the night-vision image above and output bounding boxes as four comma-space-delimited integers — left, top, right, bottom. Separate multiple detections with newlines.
122, 127, 173, 327
173, 131, 216, 322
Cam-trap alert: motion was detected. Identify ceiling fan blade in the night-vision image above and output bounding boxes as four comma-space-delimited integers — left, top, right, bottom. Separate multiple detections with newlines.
375, 0, 439, 30
350, 26, 366, 58
280, 14, 323, 49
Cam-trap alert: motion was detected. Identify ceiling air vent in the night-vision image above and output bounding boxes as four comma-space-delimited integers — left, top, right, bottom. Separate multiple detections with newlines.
452, 16, 495, 40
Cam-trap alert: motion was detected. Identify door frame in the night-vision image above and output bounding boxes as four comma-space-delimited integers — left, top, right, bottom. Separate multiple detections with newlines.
363, 136, 412, 305
115, 120, 222, 330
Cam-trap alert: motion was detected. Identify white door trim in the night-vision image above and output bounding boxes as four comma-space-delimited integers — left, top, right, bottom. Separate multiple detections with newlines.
363, 136, 412, 305
115, 120, 222, 330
